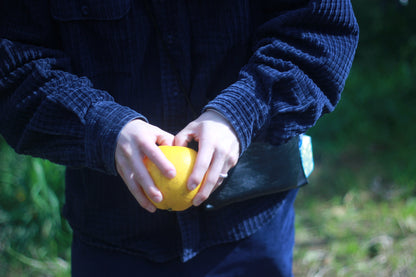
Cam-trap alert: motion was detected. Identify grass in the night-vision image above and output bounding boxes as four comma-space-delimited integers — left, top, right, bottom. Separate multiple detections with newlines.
292, 60, 416, 275
294, 160, 416, 276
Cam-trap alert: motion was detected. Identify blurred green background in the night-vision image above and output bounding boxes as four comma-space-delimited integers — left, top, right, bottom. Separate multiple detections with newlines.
1, 0, 416, 276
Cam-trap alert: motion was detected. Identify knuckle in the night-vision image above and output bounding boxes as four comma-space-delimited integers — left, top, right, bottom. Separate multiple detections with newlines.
134, 172, 147, 184
205, 175, 217, 186
215, 145, 228, 156
189, 120, 200, 128
117, 143, 133, 157
145, 149, 158, 161
228, 155, 239, 167
183, 121, 198, 132
127, 182, 141, 197
198, 158, 211, 170
136, 139, 148, 150
144, 189, 158, 199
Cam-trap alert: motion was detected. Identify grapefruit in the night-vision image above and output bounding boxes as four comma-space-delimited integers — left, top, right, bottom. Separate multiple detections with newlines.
143, 146, 201, 211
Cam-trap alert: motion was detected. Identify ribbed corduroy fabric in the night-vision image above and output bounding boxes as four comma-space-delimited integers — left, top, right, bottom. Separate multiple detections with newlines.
0, 0, 359, 263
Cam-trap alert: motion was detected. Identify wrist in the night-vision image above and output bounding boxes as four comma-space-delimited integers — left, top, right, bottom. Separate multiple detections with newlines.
85, 101, 146, 174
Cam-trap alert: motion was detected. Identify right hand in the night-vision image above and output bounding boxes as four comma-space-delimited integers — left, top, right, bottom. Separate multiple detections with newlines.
115, 119, 176, 213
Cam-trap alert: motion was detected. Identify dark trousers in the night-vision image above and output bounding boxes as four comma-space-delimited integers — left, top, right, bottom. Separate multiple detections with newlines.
71, 189, 297, 277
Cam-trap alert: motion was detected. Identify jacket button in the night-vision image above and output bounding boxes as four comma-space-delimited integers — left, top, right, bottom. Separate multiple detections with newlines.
81, 5, 90, 16
166, 34, 174, 45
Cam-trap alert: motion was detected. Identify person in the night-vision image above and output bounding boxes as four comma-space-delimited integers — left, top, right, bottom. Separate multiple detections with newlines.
0, 0, 359, 276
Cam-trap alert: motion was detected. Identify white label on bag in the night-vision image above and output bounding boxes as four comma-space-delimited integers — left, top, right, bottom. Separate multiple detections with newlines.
299, 134, 314, 178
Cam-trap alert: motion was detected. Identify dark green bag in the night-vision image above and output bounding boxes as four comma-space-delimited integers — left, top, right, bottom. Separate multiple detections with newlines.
204, 137, 308, 210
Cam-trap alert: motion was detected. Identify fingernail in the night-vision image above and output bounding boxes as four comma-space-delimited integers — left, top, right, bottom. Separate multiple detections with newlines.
189, 183, 198, 191
147, 206, 156, 213
193, 198, 202, 206
167, 169, 176, 179
154, 193, 163, 203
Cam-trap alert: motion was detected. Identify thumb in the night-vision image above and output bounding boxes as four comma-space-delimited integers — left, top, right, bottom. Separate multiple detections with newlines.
156, 129, 175, 146
174, 128, 194, 147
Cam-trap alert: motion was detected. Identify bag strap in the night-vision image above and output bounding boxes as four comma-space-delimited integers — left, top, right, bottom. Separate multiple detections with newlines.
143, 1, 197, 117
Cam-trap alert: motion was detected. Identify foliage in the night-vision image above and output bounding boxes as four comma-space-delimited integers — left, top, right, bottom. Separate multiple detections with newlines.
294, 190, 416, 276
0, 138, 71, 277
308, 0, 416, 191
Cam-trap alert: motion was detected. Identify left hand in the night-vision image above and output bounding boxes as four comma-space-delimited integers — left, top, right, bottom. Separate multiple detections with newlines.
174, 110, 240, 206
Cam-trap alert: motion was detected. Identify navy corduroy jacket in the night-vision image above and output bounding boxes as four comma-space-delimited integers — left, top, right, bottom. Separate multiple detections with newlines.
0, 0, 358, 262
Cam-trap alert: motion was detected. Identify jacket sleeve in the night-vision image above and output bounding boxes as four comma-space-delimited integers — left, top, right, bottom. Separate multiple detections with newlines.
204, 0, 359, 153
0, 2, 144, 175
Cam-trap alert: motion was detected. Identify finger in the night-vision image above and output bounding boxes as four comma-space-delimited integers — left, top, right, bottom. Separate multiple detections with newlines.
186, 141, 214, 191
192, 150, 225, 206
127, 177, 157, 213
214, 165, 229, 189
142, 142, 176, 179
132, 155, 164, 202
118, 145, 164, 204
174, 128, 194, 147
156, 129, 175, 147
117, 163, 157, 213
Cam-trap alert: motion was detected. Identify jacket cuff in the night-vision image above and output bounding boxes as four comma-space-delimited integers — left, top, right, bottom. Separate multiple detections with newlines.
203, 79, 270, 154
85, 101, 146, 175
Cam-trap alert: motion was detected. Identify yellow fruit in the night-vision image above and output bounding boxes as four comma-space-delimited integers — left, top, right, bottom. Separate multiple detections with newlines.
143, 146, 201, 211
